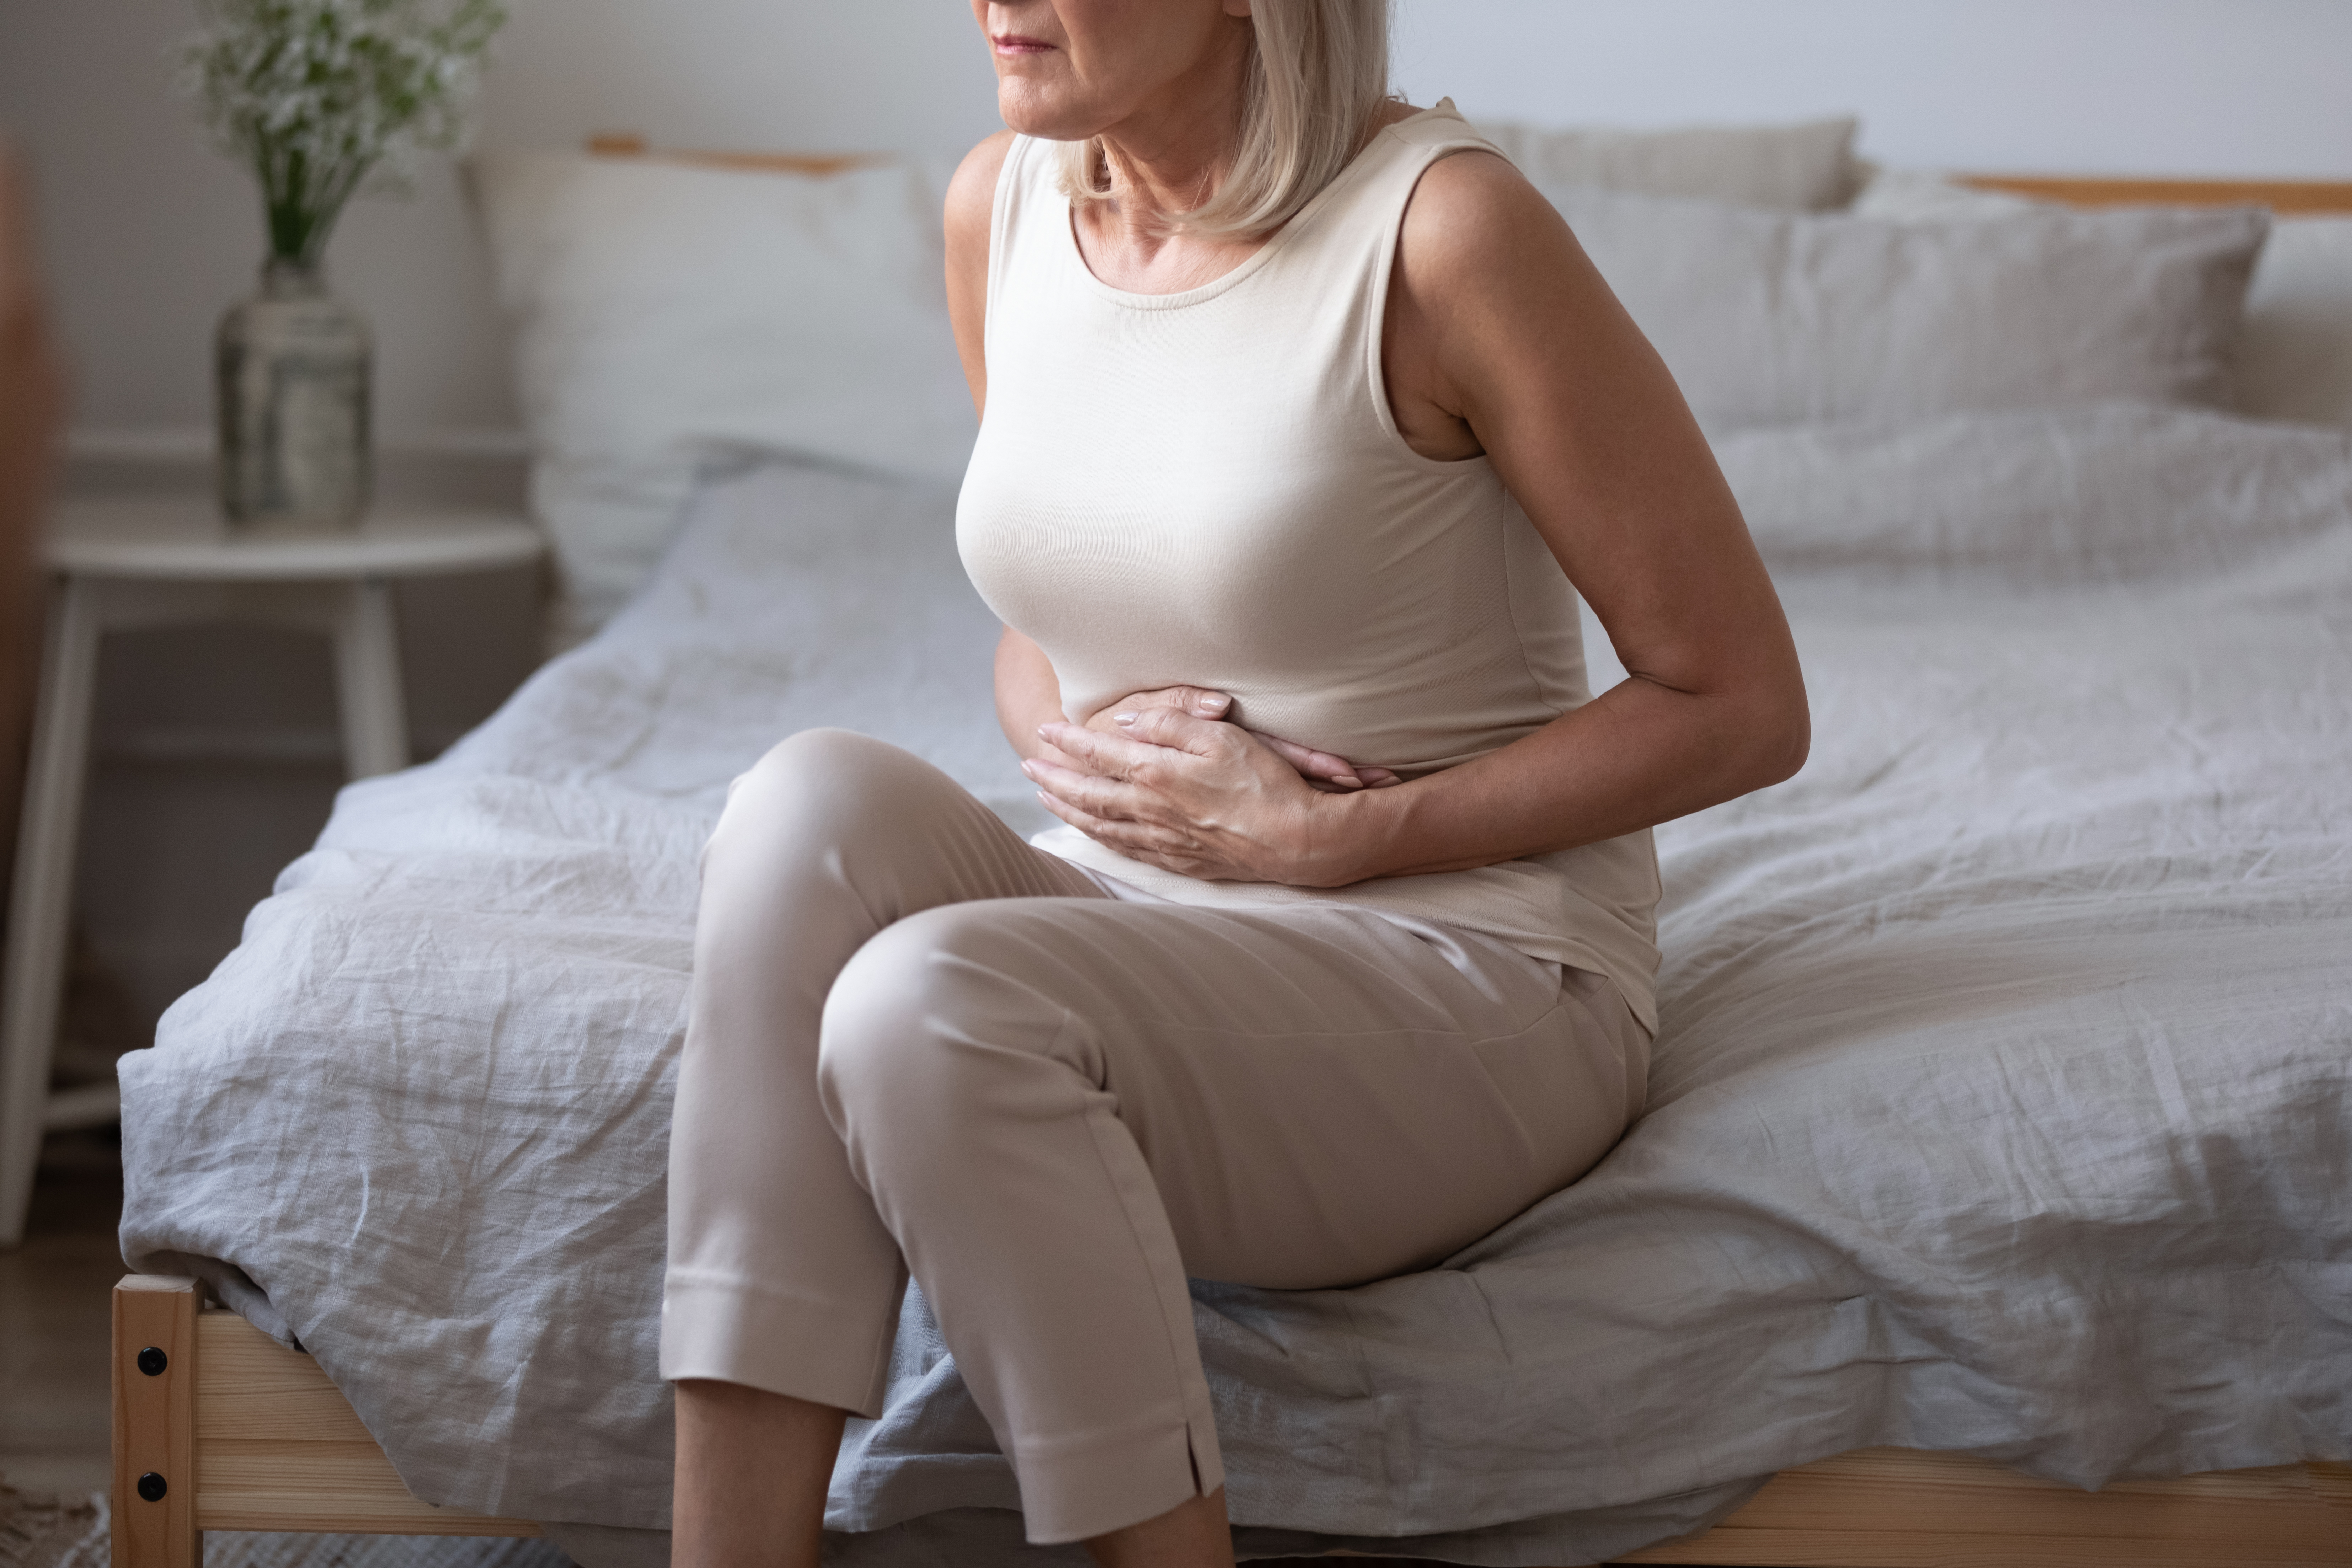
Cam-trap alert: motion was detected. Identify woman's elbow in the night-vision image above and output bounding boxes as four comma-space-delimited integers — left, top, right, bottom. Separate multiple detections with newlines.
1699, 661, 1807, 797
1744, 676, 1811, 790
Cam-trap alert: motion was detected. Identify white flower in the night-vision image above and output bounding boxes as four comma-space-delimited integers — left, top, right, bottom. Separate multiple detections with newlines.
180, 0, 506, 265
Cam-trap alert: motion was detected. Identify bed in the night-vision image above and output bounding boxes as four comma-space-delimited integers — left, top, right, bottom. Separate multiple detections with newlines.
108, 135, 2352, 1568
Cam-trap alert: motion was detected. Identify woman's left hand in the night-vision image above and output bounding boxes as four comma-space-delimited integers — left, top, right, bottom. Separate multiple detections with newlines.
1025, 709, 1370, 886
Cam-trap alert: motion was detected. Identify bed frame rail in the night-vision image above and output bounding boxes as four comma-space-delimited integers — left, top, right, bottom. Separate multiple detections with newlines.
113, 1277, 539, 1568
1616, 1445, 2350, 1566
113, 1275, 2349, 1568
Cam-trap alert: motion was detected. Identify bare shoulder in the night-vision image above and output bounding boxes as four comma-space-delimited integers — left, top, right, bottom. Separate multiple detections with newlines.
945, 130, 1019, 410
1384, 139, 1670, 463
1397, 148, 1580, 303
945, 129, 1020, 256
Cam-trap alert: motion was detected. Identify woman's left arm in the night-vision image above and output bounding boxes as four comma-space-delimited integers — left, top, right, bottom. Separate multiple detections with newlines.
1028, 150, 1808, 887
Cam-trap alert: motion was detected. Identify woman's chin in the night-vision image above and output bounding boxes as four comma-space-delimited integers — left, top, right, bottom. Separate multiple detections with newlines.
994, 84, 1104, 143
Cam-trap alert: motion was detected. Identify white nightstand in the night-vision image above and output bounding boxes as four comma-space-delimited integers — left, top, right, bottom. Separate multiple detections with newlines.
0, 497, 546, 1245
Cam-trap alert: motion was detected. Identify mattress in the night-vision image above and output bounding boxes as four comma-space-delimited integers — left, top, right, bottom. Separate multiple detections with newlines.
120, 407, 2352, 1564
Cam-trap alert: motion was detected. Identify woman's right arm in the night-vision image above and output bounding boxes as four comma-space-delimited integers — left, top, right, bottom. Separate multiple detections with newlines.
945, 132, 1062, 764
944, 130, 1014, 421
994, 627, 1068, 764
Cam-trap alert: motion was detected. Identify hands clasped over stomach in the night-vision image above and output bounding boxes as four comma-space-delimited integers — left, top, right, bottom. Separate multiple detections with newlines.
1023, 685, 1401, 887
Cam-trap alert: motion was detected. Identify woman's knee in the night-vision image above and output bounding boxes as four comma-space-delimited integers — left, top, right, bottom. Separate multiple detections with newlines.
816, 906, 1073, 1154
723, 728, 927, 832
704, 729, 950, 876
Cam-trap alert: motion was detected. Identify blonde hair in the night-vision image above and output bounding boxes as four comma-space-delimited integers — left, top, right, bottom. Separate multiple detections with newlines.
1055, 0, 1393, 239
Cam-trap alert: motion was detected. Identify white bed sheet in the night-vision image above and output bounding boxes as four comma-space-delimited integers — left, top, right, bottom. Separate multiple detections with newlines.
120, 410, 2352, 1564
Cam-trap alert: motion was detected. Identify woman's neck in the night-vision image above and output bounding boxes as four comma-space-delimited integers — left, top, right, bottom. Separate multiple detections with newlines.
1076, 25, 1261, 291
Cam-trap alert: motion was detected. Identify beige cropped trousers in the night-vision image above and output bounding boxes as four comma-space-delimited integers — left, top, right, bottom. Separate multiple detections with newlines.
661, 729, 1648, 1545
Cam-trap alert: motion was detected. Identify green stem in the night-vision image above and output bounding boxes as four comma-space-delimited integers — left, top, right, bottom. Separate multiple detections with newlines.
258, 139, 306, 262
254, 140, 371, 268
304, 159, 374, 264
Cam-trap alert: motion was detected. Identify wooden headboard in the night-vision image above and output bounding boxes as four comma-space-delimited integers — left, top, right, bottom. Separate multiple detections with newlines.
582, 135, 2352, 216
583, 133, 874, 179
1954, 175, 2352, 215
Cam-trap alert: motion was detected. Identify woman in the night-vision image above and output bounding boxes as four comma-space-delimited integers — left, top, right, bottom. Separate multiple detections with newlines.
665, 2, 1808, 1565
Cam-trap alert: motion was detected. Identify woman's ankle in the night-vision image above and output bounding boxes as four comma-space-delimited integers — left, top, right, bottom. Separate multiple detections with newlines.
670, 1379, 848, 1568
1083, 1487, 1237, 1568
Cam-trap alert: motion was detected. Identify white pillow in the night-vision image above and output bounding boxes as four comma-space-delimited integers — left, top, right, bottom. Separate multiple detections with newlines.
1717, 403, 2352, 584
2239, 218, 2352, 428
469, 152, 977, 641
1474, 116, 1857, 210
1846, 167, 2040, 223
1545, 186, 2268, 432
1855, 170, 2352, 431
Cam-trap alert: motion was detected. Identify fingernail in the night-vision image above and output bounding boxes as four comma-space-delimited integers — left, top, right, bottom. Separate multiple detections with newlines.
1113, 712, 1137, 725
1332, 774, 1362, 789
1197, 695, 1229, 713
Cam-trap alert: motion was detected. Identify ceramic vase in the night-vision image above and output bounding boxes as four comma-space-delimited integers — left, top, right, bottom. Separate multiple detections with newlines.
215, 258, 372, 529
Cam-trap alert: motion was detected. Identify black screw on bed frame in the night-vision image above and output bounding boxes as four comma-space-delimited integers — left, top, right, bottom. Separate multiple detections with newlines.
136, 1472, 168, 1503
137, 1346, 168, 1376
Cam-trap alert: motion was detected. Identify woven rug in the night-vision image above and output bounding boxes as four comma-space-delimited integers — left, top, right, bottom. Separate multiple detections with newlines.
0, 1488, 573, 1568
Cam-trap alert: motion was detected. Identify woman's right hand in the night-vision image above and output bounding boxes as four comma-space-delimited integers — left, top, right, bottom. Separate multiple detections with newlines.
1082, 686, 1401, 793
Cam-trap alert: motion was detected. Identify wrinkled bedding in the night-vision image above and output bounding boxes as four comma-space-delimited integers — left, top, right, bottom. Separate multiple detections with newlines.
121, 407, 2352, 1564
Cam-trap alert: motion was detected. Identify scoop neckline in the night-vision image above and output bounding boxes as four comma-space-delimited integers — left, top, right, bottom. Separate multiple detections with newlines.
1063, 101, 1465, 311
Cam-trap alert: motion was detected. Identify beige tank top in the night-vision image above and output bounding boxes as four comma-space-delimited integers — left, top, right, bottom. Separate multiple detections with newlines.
957, 104, 1663, 1033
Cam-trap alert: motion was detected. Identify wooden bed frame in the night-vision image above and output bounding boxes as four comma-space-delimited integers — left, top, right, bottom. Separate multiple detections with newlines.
108, 167, 2352, 1568
112, 1275, 2352, 1567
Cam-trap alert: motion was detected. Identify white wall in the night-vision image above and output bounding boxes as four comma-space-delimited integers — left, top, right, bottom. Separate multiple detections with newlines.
2, 0, 2350, 1040
7, 0, 2351, 449
1395, 0, 2352, 178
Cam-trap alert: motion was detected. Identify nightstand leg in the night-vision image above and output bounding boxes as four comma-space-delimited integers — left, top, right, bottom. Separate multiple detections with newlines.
0, 576, 104, 1247
332, 577, 409, 780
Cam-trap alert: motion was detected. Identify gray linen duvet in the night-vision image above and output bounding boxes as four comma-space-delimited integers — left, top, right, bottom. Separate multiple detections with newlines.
120, 405, 2352, 1564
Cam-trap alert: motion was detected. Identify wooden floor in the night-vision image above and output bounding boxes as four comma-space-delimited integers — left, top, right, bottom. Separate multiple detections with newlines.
0, 1128, 121, 1495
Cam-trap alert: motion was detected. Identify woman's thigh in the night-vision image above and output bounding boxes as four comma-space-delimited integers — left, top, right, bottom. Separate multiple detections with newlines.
700, 727, 1107, 931
822, 896, 1646, 1291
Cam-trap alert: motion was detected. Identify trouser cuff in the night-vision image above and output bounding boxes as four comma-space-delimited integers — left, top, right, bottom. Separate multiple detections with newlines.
658, 1272, 898, 1419
1015, 1406, 1225, 1545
